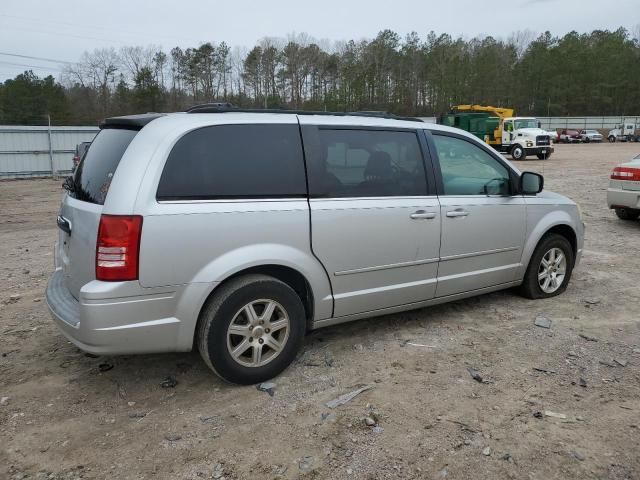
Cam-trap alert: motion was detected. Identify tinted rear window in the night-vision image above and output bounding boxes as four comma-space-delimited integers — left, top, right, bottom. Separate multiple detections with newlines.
72, 129, 137, 205
157, 124, 306, 200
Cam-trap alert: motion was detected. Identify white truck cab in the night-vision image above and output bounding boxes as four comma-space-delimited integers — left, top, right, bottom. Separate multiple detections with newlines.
607, 122, 640, 143
501, 117, 553, 160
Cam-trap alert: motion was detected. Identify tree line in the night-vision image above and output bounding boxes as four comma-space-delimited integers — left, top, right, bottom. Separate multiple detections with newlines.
0, 28, 639, 125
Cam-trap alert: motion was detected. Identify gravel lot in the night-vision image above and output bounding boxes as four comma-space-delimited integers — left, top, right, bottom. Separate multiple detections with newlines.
1, 142, 639, 480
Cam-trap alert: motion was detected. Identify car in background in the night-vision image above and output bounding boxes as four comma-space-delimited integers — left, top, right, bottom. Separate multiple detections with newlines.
558, 129, 582, 143
546, 130, 559, 143
579, 129, 603, 143
71, 142, 92, 173
607, 153, 640, 220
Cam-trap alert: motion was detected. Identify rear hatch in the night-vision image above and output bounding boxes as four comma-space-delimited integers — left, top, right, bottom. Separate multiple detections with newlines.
58, 128, 138, 299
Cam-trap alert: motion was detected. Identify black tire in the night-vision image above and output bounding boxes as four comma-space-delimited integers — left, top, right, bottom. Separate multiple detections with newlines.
511, 145, 525, 161
520, 233, 575, 299
584, 137, 590, 143
197, 274, 306, 384
608, 136, 616, 143
536, 152, 551, 160
615, 207, 640, 220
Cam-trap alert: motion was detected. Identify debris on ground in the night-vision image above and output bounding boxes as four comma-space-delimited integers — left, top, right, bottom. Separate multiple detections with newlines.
532, 411, 543, 418
482, 447, 492, 456
326, 385, 373, 409
256, 381, 276, 396
571, 451, 585, 461
533, 367, 557, 374
534, 315, 552, 329
164, 433, 182, 441
579, 333, 598, 342
599, 360, 617, 368
321, 412, 337, 423
127, 412, 146, 418
583, 298, 601, 305
372, 426, 384, 434
614, 358, 628, 367
467, 367, 484, 383
364, 416, 376, 426
0, 396, 9, 405
544, 410, 567, 419
579, 377, 587, 387
298, 456, 314, 472
98, 362, 114, 372
160, 375, 177, 388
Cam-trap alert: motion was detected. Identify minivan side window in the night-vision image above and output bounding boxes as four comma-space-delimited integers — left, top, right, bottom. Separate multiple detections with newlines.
433, 134, 511, 196
157, 124, 306, 200
305, 128, 428, 197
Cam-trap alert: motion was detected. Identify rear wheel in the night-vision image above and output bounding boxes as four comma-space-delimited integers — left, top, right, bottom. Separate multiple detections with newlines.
511, 145, 525, 161
520, 233, 574, 299
536, 152, 551, 160
197, 274, 306, 384
615, 207, 640, 220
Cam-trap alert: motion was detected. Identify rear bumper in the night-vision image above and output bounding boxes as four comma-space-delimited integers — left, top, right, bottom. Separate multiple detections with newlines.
607, 187, 640, 210
46, 269, 212, 355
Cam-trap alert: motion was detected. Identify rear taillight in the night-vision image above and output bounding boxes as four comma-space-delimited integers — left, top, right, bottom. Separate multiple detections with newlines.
611, 167, 640, 181
96, 215, 143, 281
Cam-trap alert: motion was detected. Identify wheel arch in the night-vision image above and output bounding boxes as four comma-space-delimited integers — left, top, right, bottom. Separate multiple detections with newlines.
520, 214, 579, 279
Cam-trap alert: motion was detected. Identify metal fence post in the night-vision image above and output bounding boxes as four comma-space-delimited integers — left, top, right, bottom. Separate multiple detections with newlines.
47, 115, 55, 178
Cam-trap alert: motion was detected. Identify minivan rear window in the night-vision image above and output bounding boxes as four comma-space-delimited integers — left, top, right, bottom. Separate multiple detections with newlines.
72, 128, 137, 205
157, 124, 306, 200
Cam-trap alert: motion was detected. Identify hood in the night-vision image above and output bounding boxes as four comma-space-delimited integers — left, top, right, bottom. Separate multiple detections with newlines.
537, 190, 576, 205
517, 128, 549, 137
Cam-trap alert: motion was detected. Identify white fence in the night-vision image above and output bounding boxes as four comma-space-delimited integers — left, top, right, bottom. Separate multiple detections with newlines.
538, 116, 640, 131
1, 115, 639, 178
0, 125, 99, 178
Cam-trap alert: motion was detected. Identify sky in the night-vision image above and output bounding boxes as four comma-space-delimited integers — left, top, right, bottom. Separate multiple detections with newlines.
0, 0, 638, 81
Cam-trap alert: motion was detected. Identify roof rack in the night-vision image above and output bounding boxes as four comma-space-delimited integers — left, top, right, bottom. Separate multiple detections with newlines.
185, 103, 424, 122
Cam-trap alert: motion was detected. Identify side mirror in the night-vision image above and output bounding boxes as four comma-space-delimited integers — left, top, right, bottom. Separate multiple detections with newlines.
538, 121, 542, 128
520, 172, 544, 195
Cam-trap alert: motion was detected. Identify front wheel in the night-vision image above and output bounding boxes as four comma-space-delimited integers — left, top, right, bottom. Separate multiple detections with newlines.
615, 207, 640, 220
608, 136, 616, 143
584, 137, 590, 143
197, 274, 306, 384
520, 233, 574, 299
511, 145, 525, 161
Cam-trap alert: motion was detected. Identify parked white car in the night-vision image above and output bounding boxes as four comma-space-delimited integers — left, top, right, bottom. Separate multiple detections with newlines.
607, 153, 640, 220
579, 129, 603, 143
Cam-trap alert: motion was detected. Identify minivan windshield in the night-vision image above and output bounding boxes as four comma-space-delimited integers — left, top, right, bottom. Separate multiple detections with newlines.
71, 128, 137, 205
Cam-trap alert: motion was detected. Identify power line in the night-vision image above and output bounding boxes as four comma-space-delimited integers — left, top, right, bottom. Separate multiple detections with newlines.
0, 60, 62, 71
0, 51, 75, 64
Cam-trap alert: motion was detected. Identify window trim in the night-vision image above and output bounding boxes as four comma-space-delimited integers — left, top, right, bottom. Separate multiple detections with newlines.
155, 123, 308, 202
424, 129, 519, 197
300, 125, 436, 199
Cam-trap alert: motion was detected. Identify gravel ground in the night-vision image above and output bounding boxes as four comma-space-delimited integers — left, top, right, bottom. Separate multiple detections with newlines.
1, 142, 639, 480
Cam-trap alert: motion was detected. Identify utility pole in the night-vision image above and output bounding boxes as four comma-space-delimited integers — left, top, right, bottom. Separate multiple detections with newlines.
47, 114, 55, 179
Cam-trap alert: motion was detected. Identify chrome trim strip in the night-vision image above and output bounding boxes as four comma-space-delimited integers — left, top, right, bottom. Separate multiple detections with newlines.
334, 257, 439, 276
439, 246, 520, 262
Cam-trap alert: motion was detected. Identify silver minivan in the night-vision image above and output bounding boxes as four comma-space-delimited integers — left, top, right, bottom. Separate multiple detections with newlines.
47, 107, 584, 384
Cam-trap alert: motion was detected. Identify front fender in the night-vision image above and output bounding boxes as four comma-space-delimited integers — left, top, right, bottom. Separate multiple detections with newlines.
518, 206, 582, 278
192, 243, 333, 321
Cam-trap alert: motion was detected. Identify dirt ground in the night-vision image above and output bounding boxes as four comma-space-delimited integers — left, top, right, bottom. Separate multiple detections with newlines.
1, 142, 639, 480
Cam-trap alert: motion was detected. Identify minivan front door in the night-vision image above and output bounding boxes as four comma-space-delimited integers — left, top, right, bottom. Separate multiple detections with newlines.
430, 132, 526, 297
300, 122, 440, 318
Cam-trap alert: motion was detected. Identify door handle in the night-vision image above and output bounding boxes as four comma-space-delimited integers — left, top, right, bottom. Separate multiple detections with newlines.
57, 215, 72, 235
446, 209, 469, 218
410, 210, 436, 220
